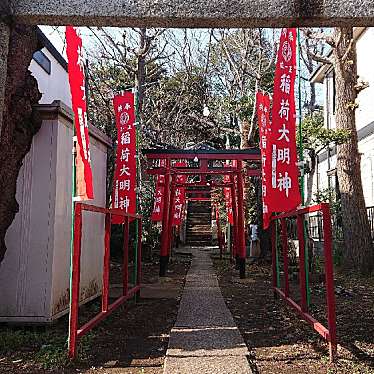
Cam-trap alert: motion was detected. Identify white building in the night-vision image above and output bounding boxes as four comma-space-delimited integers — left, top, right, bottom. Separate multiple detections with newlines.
308, 27, 374, 209
0, 28, 111, 323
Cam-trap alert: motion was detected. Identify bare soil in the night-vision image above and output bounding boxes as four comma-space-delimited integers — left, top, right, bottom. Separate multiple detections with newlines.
0, 258, 190, 374
213, 256, 374, 374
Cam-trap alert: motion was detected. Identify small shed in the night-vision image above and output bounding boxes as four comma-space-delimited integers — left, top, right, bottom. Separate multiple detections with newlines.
0, 101, 112, 323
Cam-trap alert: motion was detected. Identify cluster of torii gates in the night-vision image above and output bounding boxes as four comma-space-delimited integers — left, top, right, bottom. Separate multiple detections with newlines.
144, 148, 262, 279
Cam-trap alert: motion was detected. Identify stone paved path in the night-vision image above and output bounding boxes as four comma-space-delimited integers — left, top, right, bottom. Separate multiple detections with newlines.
163, 247, 251, 374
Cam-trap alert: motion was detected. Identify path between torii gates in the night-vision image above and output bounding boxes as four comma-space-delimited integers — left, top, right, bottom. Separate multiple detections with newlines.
163, 246, 251, 374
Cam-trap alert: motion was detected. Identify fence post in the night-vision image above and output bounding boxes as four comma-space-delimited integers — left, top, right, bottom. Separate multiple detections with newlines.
321, 203, 337, 362
68, 203, 83, 359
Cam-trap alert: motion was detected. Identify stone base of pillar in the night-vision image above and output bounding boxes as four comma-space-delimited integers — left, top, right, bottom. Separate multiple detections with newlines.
159, 255, 169, 277
238, 257, 246, 279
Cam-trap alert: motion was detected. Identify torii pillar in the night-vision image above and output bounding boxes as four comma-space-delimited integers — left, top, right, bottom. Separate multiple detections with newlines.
159, 159, 171, 277
236, 161, 247, 279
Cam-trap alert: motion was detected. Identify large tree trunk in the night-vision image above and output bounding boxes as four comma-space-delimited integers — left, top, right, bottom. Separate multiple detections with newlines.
0, 24, 42, 263
240, 118, 250, 149
0, 21, 10, 138
333, 27, 374, 274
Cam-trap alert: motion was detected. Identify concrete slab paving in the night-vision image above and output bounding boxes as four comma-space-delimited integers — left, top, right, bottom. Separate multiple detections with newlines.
164, 247, 251, 374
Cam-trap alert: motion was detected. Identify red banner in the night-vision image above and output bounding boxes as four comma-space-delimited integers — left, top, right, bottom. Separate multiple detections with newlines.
112, 92, 137, 224
224, 170, 234, 225
269, 28, 301, 213
151, 161, 166, 221
172, 162, 187, 226
256, 92, 271, 229
66, 26, 94, 200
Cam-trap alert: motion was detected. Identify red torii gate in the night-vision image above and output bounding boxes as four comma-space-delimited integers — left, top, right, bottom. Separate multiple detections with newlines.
144, 149, 261, 278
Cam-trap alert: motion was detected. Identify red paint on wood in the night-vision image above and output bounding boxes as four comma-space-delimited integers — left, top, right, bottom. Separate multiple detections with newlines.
270, 203, 337, 362
68, 203, 142, 359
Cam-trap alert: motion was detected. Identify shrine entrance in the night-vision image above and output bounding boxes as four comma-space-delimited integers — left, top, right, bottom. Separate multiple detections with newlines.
144, 148, 261, 278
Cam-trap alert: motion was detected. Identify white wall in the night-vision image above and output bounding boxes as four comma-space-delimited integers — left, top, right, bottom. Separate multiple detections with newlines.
0, 119, 58, 319
50, 115, 107, 317
0, 109, 109, 322
359, 133, 374, 207
356, 28, 374, 131
29, 47, 72, 107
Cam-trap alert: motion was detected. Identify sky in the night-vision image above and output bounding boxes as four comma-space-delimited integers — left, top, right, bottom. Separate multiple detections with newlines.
38, 25, 324, 108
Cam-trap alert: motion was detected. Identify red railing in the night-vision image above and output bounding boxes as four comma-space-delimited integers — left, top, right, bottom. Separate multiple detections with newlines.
68, 202, 142, 359
271, 203, 337, 362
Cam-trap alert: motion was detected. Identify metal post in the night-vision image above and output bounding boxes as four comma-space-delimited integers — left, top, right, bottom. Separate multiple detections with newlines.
321, 203, 337, 362
68, 203, 82, 359
102, 213, 111, 312
280, 218, 289, 297
236, 161, 246, 279
68, 119, 78, 358
123, 216, 129, 296
160, 159, 171, 277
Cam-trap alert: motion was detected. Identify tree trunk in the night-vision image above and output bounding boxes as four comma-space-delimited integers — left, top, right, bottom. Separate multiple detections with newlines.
136, 28, 147, 115
333, 27, 374, 274
0, 21, 10, 139
308, 80, 316, 113
0, 24, 42, 264
248, 79, 259, 145
136, 56, 146, 113
240, 118, 250, 149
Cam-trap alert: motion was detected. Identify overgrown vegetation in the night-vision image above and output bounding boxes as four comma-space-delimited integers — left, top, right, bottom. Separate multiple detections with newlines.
0, 325, 95, 369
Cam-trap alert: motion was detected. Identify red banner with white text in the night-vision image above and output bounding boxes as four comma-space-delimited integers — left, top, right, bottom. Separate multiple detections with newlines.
111, 92, 137, 224
256, 92, 271, 229
172, 162, 187, 226
224, 174, 234, 225
269, 28, 301, 213
66, 26, 94, 200
151, 160, 166, 221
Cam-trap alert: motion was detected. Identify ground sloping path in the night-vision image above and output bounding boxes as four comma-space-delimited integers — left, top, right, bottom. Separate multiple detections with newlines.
163, 246, 251, 374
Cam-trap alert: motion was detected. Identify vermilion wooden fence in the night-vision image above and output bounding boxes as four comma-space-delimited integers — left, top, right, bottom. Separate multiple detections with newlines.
271, 203, 337, 362
68, 202, 142, 359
